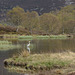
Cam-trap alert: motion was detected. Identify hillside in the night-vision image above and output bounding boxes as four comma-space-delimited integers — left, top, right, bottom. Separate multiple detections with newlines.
0, 0, 75, 15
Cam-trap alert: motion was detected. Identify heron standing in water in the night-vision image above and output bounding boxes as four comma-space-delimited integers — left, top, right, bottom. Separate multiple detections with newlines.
27, 41, 31, 53
27, 41, 30, 47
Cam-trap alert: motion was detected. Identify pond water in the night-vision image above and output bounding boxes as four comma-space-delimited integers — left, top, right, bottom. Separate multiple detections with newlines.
0, 38, 75, 75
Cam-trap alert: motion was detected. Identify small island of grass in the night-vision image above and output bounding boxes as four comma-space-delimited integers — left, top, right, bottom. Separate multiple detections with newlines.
4, 51, 75, 74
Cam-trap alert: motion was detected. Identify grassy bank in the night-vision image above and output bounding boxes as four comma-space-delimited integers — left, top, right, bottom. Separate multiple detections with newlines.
0, 34, 73, 40
4, 51, 75, 74
19, 34, 72, 40
50, 35, 69, 39
0, 40, 21, 51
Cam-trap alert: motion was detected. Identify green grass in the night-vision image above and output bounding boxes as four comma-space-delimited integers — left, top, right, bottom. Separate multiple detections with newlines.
18, 35, 50, 40
36, 35, 50, 39
18, 34, 71, 40
19, 35, 33, 39
0, 34, 72, 40
50, 35, 68, 39
0, 41, 21, 51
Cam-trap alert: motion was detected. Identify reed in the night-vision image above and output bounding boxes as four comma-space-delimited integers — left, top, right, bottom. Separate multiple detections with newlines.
20, 50, 30, 57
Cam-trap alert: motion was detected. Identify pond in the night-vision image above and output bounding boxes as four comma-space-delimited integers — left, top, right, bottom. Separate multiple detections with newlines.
0, 38, 75, 75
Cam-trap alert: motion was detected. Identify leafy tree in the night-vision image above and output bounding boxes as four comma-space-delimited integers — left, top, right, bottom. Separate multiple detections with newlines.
6, 5, 75, 35
7, 6, 25, 26
40, 13, 61, 34
64, 20, 75, 34
23, 11, 40, 34
57, 5, 75, 34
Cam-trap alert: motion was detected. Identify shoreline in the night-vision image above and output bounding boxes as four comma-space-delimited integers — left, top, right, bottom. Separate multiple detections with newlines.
0, 34, 73, 40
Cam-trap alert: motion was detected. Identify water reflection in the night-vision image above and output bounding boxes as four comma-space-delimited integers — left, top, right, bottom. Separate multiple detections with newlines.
31, 39, 75, 53
19, 39, 75, 53
0, 49, 23, 75
27, 46, 30, 53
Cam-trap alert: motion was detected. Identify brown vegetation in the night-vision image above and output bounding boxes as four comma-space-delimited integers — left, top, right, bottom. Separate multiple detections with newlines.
0, 25, 30, 35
